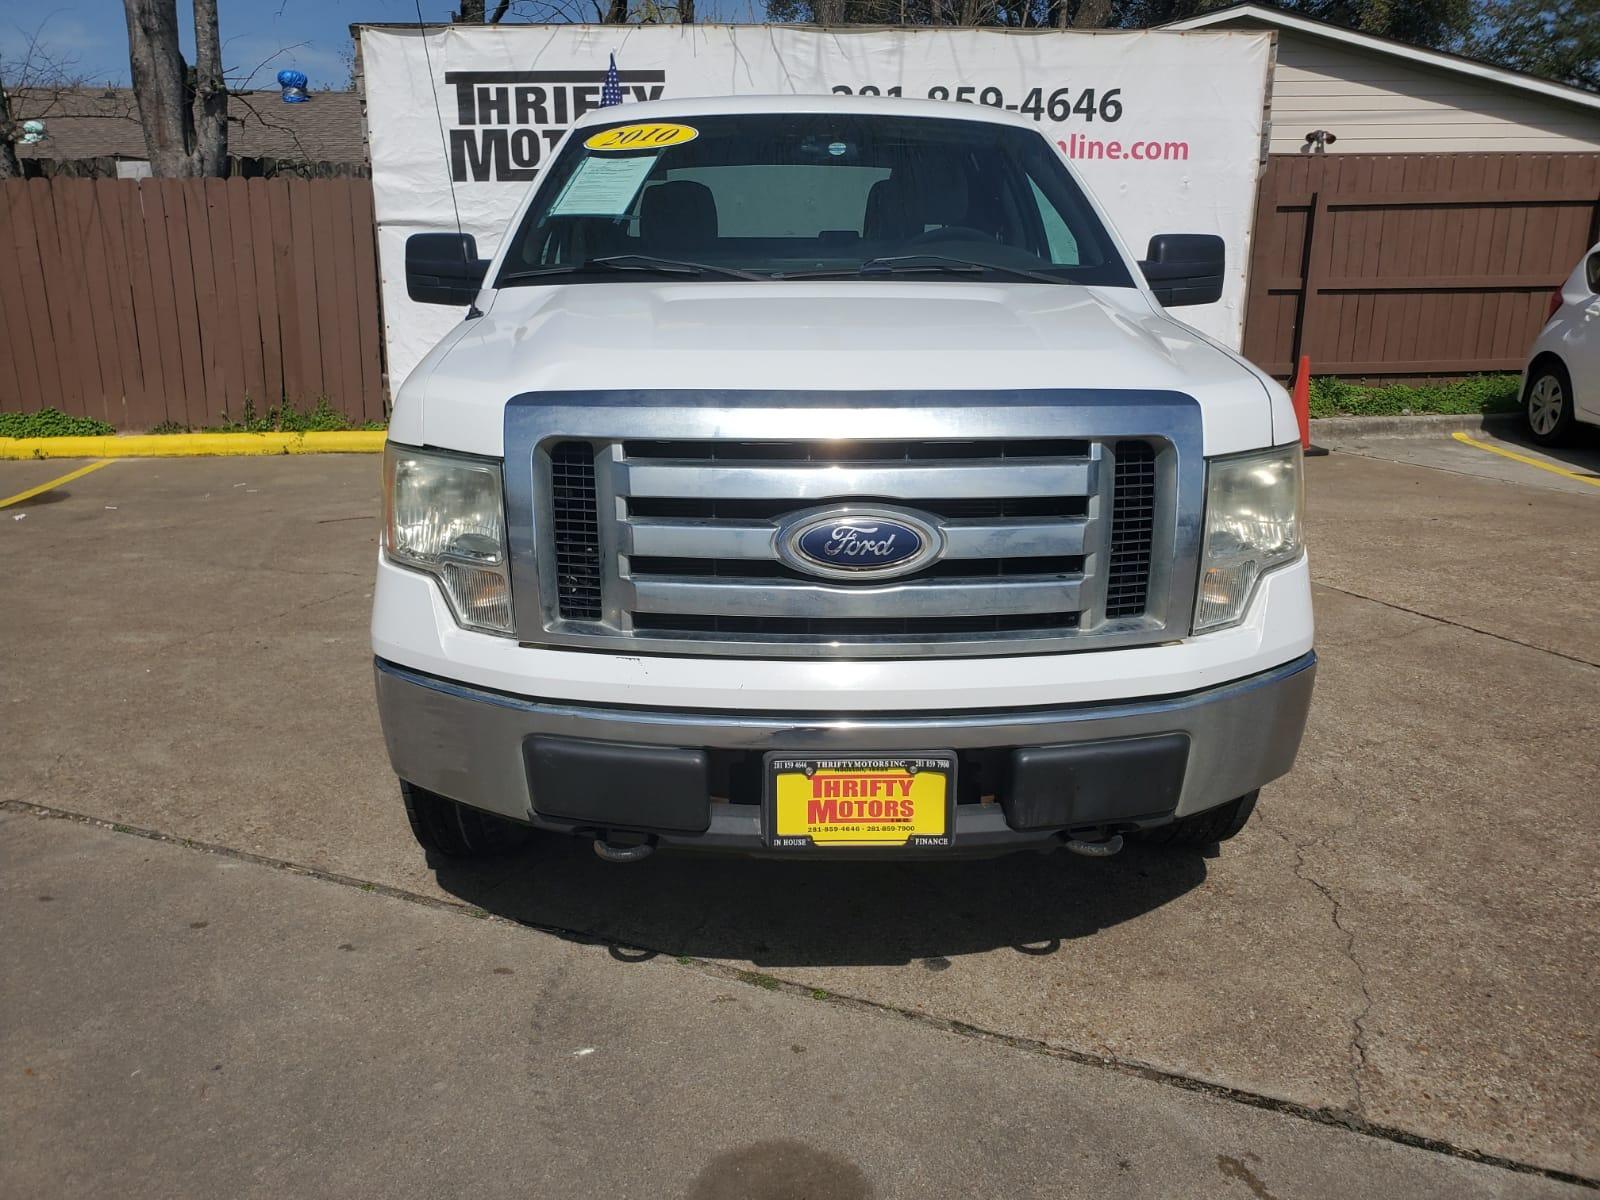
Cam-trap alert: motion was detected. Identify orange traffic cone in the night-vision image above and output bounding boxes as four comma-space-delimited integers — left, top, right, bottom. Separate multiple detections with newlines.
1292, 356, 1329, 457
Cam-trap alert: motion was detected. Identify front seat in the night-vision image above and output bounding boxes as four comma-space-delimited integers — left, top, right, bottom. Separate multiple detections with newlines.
639, 180, 718, 254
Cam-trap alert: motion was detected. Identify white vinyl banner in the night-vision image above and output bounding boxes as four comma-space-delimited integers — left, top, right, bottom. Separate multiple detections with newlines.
359, 24, 1272, 389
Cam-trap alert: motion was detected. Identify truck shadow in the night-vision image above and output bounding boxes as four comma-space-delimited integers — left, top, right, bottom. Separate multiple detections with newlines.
427, 836, 1207, 968
1484, 420, 1600, 478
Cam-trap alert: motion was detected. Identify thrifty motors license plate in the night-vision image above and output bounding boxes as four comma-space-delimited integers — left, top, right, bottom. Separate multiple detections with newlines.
766, 754, 955, 849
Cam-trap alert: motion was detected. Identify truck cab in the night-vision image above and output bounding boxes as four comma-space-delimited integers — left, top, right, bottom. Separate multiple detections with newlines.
374, 95, 1314, 862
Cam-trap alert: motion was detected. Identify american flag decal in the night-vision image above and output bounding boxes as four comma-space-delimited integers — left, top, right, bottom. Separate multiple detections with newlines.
601, 53, 623, 108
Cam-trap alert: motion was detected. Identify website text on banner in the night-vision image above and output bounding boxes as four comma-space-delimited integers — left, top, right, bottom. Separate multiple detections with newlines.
359, 25, 1272, 387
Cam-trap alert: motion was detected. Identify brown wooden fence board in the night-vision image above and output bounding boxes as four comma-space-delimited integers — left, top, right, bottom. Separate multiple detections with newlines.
1244, 152, 1600, 379
223, 179, 267, 412
267, 179, 305, 406
124, 184, 178, 427
41, 184, 89, 414
80, 182, 127, 425
349, 181, 384, 422
28, 182, 84, 413
148, 182, 202, 424
287, 178, 327, 406
0, 176, 384, 428
327, 183, 364, 422
244, 180, 285, 414
308, 180, 347, 408
93, 180, 148, 426
182, 180, 227, 421
74, 183, 128, 426
54, 181, 101, 413
202, 179, 246, 416
0, 185, 43, 409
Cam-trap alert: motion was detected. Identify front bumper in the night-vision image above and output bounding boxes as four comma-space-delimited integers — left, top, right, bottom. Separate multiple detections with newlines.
374, 651, 1316, 857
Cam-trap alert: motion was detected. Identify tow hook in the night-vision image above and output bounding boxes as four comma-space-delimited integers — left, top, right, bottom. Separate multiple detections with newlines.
592, 837, 655, 863
1064, 833, 1124, 858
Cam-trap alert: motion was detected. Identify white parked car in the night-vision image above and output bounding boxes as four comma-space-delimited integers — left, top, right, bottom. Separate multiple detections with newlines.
1524, 243, 1600, 445
374, 95, 1315, 864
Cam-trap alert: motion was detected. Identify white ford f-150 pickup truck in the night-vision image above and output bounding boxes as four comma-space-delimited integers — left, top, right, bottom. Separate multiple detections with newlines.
373, 95, 1314, 863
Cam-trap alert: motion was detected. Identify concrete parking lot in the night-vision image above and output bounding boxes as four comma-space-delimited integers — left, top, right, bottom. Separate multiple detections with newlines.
2, 429, 1597, 1197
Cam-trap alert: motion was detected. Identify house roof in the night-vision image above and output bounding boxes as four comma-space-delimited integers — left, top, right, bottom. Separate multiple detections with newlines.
13, 87, 368, 164
1163, 2, 1600, 114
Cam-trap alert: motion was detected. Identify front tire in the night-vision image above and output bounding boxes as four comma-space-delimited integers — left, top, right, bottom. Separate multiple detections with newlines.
1140, 791, 1258, 848
401, 780, 533, 859
1525, 364, 1577, 446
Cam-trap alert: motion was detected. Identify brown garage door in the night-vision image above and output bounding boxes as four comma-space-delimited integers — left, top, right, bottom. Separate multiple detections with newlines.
1243, 153, 1600, 380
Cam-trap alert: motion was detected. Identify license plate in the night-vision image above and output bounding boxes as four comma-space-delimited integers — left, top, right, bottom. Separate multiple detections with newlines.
765, 753, 955, 849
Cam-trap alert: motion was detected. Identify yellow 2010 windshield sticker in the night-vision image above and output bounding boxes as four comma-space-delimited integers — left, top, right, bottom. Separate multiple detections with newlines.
585, 122, 699, 152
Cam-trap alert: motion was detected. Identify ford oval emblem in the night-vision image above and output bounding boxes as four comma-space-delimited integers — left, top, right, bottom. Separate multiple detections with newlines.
777, 506, 943, 581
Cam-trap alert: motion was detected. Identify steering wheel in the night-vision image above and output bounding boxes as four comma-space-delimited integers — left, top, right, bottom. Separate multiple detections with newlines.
904, 224, 991, 247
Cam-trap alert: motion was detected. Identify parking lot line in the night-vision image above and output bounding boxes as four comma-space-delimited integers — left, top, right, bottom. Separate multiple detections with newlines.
1451, 431, 1600, 489
0, 460, 114, 510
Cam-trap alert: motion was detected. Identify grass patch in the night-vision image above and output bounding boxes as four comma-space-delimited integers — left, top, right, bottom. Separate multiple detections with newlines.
153, 396, 386, 435
1, 399, 383, 437
738, 971, 782, 991
0, 408, 115, 438
1308, 374, 1521, 419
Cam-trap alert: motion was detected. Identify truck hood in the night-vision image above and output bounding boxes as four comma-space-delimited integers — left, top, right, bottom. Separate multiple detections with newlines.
395, 281, 1278, 456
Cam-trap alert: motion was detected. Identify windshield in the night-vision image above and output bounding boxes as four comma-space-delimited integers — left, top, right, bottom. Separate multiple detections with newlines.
496, 112, 1134, 287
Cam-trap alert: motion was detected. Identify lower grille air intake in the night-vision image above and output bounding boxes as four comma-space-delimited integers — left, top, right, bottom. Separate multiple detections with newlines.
550, 441, 602, 620
1105, 440, 1157, 619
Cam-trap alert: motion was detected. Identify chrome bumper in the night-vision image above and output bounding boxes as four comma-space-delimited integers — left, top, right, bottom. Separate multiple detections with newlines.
374, 652, 1316, 854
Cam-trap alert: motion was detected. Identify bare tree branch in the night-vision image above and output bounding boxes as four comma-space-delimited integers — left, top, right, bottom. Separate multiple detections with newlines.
0, 81, 19, 178
1, 19, 96, 177
228, 40, 312, 92
226, 89, 313, 164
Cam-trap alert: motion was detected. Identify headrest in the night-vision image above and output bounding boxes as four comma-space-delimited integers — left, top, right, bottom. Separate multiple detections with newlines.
639, 180, 717, 250
906, 156, 971, 229
864, 161, 972, 242
865, 177, 918, 242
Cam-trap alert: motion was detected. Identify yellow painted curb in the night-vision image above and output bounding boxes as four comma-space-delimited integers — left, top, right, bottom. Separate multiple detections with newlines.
0, 430, 387, 460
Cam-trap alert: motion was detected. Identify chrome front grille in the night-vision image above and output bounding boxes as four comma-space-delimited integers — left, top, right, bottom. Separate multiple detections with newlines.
524, 432, 1181, 659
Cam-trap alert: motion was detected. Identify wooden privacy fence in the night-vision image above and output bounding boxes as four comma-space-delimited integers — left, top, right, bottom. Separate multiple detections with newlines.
0, 177, 384, 429
1244, 152, 1600, 380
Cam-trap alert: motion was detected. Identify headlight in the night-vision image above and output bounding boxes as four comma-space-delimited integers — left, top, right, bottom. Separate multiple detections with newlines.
1193, 443, 1303, 633
382, 443, 513, 635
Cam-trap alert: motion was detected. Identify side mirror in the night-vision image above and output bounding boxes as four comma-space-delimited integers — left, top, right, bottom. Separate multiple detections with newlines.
1138, 234, 1225, 307
406, 232, 489, 306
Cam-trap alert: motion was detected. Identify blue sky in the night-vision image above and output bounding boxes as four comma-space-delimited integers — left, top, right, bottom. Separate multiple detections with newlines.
1, 1, 756, 92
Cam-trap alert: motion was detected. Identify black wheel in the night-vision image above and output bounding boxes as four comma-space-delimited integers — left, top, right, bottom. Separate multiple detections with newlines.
1140, 791, 1258, 848
400, 780, 533, 858
1525, 362, 1577, 446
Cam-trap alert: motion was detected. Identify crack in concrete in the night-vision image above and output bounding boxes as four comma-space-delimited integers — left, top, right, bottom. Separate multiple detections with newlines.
5, 797, 1597, 1192
197, 584, 372, 639
1312, 582, 1600, 670
1262, 814, 1376, 1119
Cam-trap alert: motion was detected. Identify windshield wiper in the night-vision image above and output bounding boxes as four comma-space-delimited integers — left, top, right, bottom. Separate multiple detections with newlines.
498, 254, 765, 285
778, 255, 1066, 285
